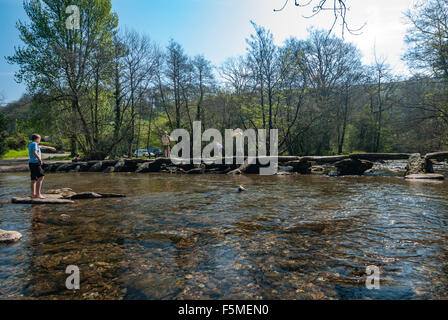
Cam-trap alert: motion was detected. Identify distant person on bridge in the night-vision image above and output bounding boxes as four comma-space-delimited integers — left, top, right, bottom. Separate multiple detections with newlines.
161, 131, 171, 158
28, 134, 56, 199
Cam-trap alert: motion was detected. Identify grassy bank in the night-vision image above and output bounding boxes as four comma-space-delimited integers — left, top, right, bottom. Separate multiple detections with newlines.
0, 149, 28, 159
1, 148, 71, 161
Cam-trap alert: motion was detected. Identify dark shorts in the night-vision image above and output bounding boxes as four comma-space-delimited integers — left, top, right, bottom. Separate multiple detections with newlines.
29, 163, 45, 181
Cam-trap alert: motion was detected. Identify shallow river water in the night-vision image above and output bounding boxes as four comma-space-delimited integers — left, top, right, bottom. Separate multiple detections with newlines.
1, 170, 448, 300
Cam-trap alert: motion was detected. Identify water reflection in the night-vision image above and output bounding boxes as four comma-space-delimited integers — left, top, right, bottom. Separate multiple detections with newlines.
1, 171, 448, 299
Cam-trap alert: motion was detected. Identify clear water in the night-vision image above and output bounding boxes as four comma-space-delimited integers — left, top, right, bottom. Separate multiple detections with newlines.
1, 170, 448, 300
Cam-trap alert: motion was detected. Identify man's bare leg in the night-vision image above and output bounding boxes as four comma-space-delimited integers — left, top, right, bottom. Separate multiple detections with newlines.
36, 176, 46, 199
31, 180, 37, 198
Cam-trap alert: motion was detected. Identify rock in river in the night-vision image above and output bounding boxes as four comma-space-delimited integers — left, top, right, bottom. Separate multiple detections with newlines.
405, 174, 445, 181
406, 153, 434, 175
334, 159, 373, 176
0, 229, 22, 243
89, 161, 103, 172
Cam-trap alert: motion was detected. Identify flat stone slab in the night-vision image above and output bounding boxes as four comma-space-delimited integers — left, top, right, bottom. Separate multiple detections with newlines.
12, 196, 75, 204
0, 229, 23, 243
405, 174, 445, 180
11, 190, 125, 204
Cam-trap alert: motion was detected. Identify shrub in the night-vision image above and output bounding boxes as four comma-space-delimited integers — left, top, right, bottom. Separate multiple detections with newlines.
6, 133, 28, 150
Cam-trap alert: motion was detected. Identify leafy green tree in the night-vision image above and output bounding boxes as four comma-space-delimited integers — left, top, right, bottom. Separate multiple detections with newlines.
8, 0, 118, 159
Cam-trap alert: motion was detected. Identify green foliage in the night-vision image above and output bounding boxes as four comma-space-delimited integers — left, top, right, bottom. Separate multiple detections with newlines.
5, 133, 28, 151
0, 112, 8, 157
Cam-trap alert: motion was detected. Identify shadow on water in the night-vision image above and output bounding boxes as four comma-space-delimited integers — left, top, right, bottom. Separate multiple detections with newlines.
1, 171, 448, 299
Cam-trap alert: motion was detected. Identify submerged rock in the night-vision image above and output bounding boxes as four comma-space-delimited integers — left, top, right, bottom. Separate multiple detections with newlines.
0, 229, 22, 243
59, 214, 71, 221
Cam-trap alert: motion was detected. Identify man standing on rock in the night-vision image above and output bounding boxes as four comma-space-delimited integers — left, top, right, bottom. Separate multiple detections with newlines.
28, 134, 56, 199
161, 131, 171, 158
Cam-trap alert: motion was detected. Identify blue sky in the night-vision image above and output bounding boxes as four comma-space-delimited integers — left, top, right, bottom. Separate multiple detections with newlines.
0, 0, 415, 103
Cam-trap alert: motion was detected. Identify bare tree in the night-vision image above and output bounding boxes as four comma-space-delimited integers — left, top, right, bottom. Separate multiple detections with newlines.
364, 52, 396, 153
301, 29, 362, 154
405, 0, 448, 80
274, 0, 363, 36
165, 40, 190, 129
122, 30, 159, 155
220, 56, 251, 95
192, 55, 214, 126
246, 21, 283, 149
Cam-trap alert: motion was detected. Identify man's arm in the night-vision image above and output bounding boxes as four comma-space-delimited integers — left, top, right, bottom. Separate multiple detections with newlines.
40, 145, 57, 152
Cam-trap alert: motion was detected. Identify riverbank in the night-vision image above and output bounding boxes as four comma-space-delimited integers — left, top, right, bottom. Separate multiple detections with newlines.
0, 154, 70, 173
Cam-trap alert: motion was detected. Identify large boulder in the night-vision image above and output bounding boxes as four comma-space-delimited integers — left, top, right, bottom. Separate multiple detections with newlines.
406, 153, 434, 175
136, 162, 152, 173
114, 159, 126, 172
334, 159, 373, 176
0, 229, 22, 243
136, 159, 165, 173
120, 159, 147, 172
88, 161, 103, 172
55, 163, 77, 172
286, 159, 312, 174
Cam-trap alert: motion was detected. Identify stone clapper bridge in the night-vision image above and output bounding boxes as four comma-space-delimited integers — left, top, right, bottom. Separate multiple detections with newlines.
39, 151, 448, 178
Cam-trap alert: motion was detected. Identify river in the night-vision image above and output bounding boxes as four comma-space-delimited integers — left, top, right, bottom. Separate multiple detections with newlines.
1, 167, 448, 299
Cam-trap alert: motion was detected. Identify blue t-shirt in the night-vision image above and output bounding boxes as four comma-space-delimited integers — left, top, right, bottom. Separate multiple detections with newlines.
28, 142, 41, 164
